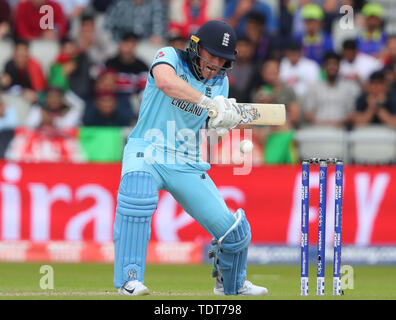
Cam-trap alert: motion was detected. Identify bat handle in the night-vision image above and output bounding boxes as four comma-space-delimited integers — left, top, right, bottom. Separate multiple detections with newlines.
208, 107, 218, 118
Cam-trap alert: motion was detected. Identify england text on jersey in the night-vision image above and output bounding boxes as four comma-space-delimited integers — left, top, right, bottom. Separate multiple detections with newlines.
171, 99, 204, 116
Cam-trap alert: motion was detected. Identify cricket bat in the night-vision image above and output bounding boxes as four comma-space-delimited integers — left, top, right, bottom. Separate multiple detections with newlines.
208, 103, 286, 126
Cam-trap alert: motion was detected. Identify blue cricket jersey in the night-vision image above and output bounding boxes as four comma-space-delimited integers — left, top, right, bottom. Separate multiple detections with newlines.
129, 46, 229, 162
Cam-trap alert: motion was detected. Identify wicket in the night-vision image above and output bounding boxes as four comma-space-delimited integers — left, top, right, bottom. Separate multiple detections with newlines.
300, 158, 344, 296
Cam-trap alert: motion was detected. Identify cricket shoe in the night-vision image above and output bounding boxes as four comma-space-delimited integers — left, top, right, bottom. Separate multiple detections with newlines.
118, 280, 150, 296
213, 278, 268, 296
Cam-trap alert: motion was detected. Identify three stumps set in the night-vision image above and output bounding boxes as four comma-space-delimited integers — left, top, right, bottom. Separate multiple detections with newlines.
300, 158, 344, 296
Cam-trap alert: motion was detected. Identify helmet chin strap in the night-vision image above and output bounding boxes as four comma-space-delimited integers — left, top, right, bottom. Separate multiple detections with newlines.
191, 48, 229, 85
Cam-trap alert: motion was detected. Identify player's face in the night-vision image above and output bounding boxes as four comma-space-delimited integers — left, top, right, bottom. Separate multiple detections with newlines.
199, 48, 227, 80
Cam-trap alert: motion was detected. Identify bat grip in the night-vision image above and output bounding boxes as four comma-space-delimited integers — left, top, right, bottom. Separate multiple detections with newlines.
208, 107, 218, 118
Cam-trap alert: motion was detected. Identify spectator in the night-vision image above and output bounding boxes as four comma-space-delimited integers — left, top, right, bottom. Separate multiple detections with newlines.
224, 0, 277, 35
105, 0, 168, 44
76, 14, 117, 67
321, 0, 342, 35
374, 0, 396, 35
243, 12, 283, 61
105, 32, 148, 101
52, 0, 89, 20
0, 40, 47, 103
83, 90, 134, 127
340, 39, 383, 87
352, 70, 396, 128
249, 58, 300, 164
0, 91, 17, 158
356, 2, 387, 58
303, 52, 360, 127
92, 0, 116, 13
168, 0, 224, 39
84, 68, 136, 123
292, 0, 339, 34
15, 0, 68, 41
293, 3, 333, 64
383, 35, 396, 85
228, 35, 257, 102
0, 0, 11, 39
383, 35, 396, 66
251, 58, 300, 128
25, 87, 84, 129
291, 0, 341, 37
167, 32, 188, 51
291, 0, 314, 37
279, 0, 294, 41
94, 68, 118, 92
389, 64, 396, 97
279, 41, 320, 99
48, 37, 93, 100
0, 92, 18, 130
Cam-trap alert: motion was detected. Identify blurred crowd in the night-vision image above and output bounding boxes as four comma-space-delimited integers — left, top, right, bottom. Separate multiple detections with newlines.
0, 0, 396, 164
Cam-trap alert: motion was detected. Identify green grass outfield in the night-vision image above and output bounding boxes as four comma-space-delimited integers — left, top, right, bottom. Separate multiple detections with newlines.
0, 263, 395, 300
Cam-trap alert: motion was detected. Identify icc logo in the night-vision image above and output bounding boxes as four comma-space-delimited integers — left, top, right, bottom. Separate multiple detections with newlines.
128, 269, 137, 280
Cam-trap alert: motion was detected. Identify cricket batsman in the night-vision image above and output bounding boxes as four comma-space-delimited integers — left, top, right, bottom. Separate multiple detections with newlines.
113, 20, 268, 296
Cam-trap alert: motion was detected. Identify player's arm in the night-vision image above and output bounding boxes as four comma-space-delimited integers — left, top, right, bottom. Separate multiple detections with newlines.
152, 63, 205, 105
152, 63, 241, 137
152, 63, 224, 144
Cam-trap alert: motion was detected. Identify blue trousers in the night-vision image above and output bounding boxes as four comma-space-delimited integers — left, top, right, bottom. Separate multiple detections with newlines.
113, 138, 236, 288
